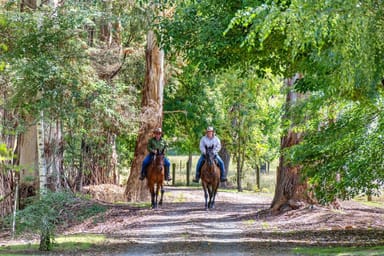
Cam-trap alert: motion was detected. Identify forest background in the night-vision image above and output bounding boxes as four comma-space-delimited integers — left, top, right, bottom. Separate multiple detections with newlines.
0, 0, 384, 252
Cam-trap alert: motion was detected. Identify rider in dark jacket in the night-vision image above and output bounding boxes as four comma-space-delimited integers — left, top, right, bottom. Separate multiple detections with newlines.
139, 128, 171, 181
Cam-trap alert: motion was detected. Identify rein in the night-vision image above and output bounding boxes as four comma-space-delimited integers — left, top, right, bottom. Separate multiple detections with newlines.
152, 154, 164, 171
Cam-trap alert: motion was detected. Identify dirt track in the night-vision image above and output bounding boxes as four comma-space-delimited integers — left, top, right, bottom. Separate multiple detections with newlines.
63, 186, 384, 255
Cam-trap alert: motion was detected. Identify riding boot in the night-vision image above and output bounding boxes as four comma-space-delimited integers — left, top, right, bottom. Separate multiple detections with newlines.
193, 155, 205, 183
219, 168, 227, 182
192, 168, 200, 183
139, 166, 146, 180
220, 170, 227, 182
164, 166, 172, 181
193, 162, 202, 183
213, 154, 227, 182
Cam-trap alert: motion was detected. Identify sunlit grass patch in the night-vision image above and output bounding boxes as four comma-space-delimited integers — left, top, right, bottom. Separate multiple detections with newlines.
293, 245, 384, 255
127, 201, 152, 208
0, 242, 39, 253
261, 221, 271, 229
54, 233, 106, 250
0, 234, 107, 255
175, 192, 186, 203
360, 201, 384, 208
243, 219, 255, 225
354, 193, 384, 209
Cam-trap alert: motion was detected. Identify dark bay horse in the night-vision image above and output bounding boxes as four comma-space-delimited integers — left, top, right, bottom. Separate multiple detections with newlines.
146, 149, 165, 209
201, 145, 220, 210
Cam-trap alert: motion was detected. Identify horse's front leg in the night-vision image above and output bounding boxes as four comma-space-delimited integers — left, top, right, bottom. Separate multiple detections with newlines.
210, 185, 219, 209
202, 184, 209, 210
159, 185, 164, 206
150, 187, 156, 209
208, 185, 213, 209
153, 184, 159, 209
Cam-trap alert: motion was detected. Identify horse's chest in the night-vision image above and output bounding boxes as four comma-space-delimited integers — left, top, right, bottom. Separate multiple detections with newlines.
202, 165, 219, 178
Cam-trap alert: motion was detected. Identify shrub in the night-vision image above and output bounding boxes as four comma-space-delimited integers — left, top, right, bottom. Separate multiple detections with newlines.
14, 191, 78, 251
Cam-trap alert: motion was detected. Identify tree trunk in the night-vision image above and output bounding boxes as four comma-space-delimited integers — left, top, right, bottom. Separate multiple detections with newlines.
124, 30, 165, 202
219, 142, 230, 179
37, 111, 47, 196
256, 165, 260, 190
44, 119, 65, 191
271, 74, 313, 212
18, 124, 38, 183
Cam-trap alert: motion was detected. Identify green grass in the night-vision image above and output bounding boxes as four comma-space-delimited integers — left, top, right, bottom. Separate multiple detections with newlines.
353, 194, 384, 208
293, 245, 384, 255
0, 234, 107, 255
127, 201, 152, 208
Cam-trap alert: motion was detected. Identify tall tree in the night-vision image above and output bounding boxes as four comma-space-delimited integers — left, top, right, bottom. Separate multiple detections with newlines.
125, 30, 165, 201
161, 0, 284, 190
228, 0, 384, 205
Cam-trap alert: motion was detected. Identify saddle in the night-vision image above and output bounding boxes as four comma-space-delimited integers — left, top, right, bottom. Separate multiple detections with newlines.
200, 158, 219, 172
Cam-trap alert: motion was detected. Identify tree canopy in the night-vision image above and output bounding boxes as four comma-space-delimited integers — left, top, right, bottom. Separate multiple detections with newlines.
159, 0, 384, 202
225, 0, 384, 202
0, 0, 383, 206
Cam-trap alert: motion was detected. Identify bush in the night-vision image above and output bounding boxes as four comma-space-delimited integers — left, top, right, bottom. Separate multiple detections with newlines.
14, 191, 78, 251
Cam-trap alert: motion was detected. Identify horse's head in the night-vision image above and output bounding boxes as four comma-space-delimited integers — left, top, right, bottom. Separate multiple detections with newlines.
152, 149, 165, 170
205, 145, 215, 166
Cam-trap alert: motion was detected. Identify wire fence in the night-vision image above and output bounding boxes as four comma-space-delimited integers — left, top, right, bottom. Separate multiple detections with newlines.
168, 155, 277, 192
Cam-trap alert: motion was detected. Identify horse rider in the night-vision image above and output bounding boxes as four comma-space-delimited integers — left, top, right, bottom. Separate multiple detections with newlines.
193, 126, 227, 183
139, 127, 172, 181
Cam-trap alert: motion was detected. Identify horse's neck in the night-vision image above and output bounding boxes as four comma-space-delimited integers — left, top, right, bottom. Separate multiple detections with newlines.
152, 155, 163, 167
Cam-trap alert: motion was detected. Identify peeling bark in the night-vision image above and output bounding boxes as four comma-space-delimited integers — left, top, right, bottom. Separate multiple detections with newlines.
271, 74, 315, 212
124, 31, 164, 202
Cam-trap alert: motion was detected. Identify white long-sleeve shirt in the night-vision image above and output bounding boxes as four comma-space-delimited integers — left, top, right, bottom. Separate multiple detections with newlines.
199, 135, 221, 155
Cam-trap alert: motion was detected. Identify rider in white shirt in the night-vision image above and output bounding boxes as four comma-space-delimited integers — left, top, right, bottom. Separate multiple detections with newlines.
193, 126, 227, 183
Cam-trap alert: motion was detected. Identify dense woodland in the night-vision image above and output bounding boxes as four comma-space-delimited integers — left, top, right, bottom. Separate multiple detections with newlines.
0, 0, 384, 251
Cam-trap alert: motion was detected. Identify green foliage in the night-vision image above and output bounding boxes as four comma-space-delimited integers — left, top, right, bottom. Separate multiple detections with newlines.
11, 191, 107, 251
217, 68, 283, 163
161, 0, 285, 192
286, 100, 384, 203
224, 0, 384, 203
13, 192, 76, 251
161, 0, 264, 72
0, 143, 12, 161
0, 0, 146, 183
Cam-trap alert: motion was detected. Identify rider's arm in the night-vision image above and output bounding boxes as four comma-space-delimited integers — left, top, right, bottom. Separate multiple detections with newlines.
213, 137, 221, 155
147, 138, 156, 153
199, 137, 206, 154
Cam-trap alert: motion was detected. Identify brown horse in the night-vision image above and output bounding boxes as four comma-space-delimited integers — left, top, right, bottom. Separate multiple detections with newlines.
146, 149, 165, 209
201, 145, 220, 210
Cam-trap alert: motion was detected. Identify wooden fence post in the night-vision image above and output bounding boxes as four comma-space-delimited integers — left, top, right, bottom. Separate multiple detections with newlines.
172, 163, 176, 186
186, 160, 190, 186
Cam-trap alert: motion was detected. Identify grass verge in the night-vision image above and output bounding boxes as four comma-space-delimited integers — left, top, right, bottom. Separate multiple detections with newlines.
293, 245, 384, 256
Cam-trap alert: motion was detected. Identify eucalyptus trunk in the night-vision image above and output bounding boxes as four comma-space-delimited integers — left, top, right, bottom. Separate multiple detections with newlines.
219, 142, 230, 181
271, 74, 314, 212
45, 120, 66, 191
124, 30, 165, 201
37, 111, 47, 196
